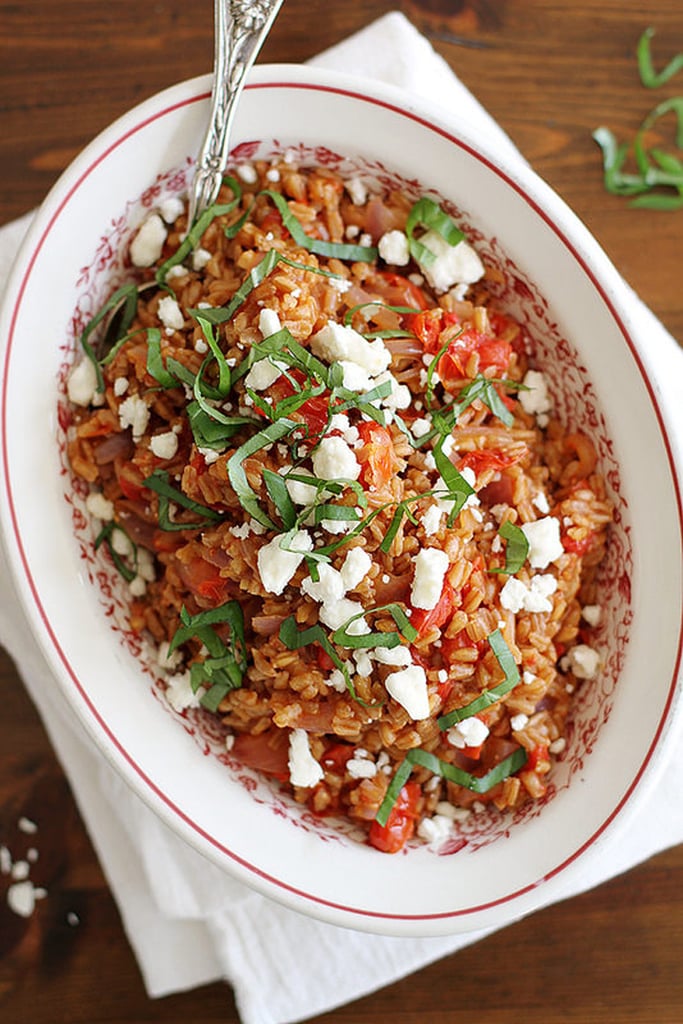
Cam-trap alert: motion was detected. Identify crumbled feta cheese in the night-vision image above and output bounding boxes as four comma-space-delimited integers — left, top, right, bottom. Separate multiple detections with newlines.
347, 754, 377, 779
279, 466, 318, 506
532, 490, 551, 514
372, 645, 413, 668
130, 213, 167, 268
150, 430, 179, 460
118, 394, 150, 441
288, 729, 323, 788
565, 643, 601, 679
420, 504, 443, 537
157, 295, 184, 331
157, 639, 183, 672
510, 713, 529, 731
339, 359, 373, 393
353, 650, 373, 678
266, 167, 280, 183
67, 358, 98, 407
237, 162, 258, 184
312, 435, 361, 482
416, 233, 484, 294
257, 530, 313, 596
310, 320, 391, 376
7, 880, 42, 918
159, 196, 185, 224
302, 563, 346, 605
327, 668, 349, 693
85, 491, 114, 522
230, 522, 252, 539
0, 845, 11, 874
519, 369, 552, 419
582, 604, 602, 627
410, 547, 450, 611
417, 814, 453, 845
499, 573, 558, 614
372, 370, 411, 413
521, 516, 564, 569
340, 547, 372, 591
17, 817, 37, 835
165, 671, 202, 713
244, 357, 286, 391
378, 229, 410, 266
198, 446, 221, 464
319, 597, 369, 635
447, 715, 489, 749
166, 264, 188, 281
412, 417, 432, 438
345, 177, 368, 205
113, 376, 129, 397
192, 247, 212, 271
258, 307, 282, 338
385, 664, 430, 720
320, 515, 358, 535
11, 860, 29, 881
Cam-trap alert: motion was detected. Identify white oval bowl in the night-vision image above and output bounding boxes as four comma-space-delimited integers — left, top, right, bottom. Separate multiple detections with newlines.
1, 65, 682, 936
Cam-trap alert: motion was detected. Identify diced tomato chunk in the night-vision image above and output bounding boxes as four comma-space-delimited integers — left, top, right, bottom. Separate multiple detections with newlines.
410, 579, 456, 637
321, 743, 355, 773
407, 308, 460, 353
355, 421, 400, 491
369, 781, 421, 853
458, 448, 522, 477
180, 557, 230, 604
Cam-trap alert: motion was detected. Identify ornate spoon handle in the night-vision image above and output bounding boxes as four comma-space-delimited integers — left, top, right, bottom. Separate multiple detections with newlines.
188, 0, 285, 226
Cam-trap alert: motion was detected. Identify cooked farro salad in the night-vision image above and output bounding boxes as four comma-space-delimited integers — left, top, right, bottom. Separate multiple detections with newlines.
66, 160, 612, 853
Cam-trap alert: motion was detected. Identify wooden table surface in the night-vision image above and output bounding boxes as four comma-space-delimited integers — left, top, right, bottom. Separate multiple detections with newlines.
2, 1, 683, 1021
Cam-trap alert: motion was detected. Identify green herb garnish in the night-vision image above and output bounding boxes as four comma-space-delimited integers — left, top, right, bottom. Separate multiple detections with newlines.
169, 601, 247, 710
594, 28, 683, 209
437, 629, 520, 729
375, 744, 528, 827
637, 26, 683, 88
405, 196, 465, 266
94, 520, 138, 582
330, 603, 417, 650
143, 469, 223, 530
490, 519, 529, 575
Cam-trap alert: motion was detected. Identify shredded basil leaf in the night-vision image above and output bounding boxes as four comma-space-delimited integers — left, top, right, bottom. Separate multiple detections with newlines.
437, 629, 520, 729
405, 197, 465, 266
261, 189, 378, 261
331, 603, 417, 650
262, 468, 297, 530
94, 520, 138, 582
226, 418, 298, 529
143, 469, 223, 530
375, 744, 528, 827
490, 519, 529, 575
156, 177, 243, 285
637, 26, 683, 88
79, 281, 140, 391
169, 601, 247, 708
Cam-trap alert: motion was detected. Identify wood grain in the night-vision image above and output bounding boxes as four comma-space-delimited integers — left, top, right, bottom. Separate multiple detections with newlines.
1, 2, 682, 1021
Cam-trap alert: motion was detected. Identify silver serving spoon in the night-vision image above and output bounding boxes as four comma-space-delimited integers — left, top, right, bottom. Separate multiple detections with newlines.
187, 0, 285, 227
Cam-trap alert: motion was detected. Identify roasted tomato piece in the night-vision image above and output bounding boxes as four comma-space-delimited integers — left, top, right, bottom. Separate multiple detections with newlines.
355, 420, 400, 491
369, 781, 421, 854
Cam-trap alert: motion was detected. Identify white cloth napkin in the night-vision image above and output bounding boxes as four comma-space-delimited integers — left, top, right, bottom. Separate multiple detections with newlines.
2, 12, 683, 1024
